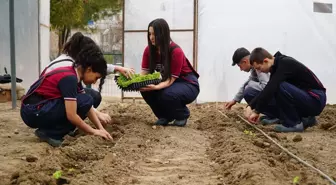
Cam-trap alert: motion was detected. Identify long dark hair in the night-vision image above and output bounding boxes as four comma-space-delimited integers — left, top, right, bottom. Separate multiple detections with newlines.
147, 18, 172, 81
62, 32, 107, 92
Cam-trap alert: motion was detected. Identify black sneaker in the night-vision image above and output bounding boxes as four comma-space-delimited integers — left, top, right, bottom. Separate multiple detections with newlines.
34, 129, 63, 147
155, 118, 170, 126
302, 116, 317, 129
260, 116, 280, 125
274, 122, 304, 133
173, 119, 188, 127
68, 128, 79, 137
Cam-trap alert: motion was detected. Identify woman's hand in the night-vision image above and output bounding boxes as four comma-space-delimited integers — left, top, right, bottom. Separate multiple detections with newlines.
139, 84, 159, 92
115, 66, 135, 79
93, 129, 113, 140
139, 77, 176, 92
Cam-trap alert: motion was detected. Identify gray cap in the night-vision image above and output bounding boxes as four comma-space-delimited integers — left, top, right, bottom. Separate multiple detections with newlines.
232, 47, 250, 66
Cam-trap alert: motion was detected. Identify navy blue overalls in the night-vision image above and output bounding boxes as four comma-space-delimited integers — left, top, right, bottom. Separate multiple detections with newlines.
20, 68, 93, 140
141, 45, 200, 121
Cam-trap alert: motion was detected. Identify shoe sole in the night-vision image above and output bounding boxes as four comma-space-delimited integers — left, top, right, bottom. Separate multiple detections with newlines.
172, 120, 187, 127
34, 130, 63, 147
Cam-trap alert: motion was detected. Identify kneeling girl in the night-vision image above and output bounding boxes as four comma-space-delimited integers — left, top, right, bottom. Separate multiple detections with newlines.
20, 43, 112, 147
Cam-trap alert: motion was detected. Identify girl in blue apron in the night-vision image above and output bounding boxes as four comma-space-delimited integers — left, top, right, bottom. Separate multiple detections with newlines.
20, 42, 112, 147
140, 18, 200, 127
42, 32, 134, 126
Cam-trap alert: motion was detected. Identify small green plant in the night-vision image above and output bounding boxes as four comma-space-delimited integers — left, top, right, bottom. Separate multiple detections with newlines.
244, 129, 256, 137
53, 170, 63, 179
116, 72, 161, 88
293, 176, 300, 184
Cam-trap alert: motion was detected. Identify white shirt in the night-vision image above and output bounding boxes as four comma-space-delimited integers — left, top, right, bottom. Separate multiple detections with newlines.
44, 54, 116, 74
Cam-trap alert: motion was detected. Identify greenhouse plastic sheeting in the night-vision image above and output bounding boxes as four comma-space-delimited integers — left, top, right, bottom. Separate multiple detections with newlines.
125, 0, 194, 30
0, 0, 39, 91
197, 0, 336, 104
123, 0, 195, 98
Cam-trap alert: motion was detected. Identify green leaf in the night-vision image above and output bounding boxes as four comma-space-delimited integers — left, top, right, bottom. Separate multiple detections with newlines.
116, 72, 162, 88
293, 176, 300, 184
53, 170, 63, 179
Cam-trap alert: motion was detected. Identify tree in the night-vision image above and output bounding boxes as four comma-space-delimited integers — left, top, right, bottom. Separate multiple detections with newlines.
50, 0, 122, 55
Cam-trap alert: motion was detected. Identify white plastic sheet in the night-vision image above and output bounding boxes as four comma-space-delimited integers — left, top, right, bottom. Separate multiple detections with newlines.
0, 0, 39, 90
197, 0, 336, 104
39, 0, 51, 72
125, 0, 194, 30
123, 0, 195, 98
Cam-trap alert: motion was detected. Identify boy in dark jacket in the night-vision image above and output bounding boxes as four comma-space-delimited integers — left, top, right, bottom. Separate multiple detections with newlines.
244, 47, 326, 132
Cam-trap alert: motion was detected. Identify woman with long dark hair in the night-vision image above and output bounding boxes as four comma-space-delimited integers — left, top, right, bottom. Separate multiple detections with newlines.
140, 18, 200, 127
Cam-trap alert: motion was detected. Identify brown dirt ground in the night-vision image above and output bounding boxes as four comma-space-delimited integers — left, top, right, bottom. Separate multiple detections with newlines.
0, 99, 335, 185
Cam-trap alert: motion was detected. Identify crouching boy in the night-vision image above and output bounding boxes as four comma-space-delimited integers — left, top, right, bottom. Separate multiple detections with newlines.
245, 47, 326, 132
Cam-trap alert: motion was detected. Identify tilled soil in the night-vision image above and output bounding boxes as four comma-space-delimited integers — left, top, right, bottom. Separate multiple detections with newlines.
0, 101, 335, 185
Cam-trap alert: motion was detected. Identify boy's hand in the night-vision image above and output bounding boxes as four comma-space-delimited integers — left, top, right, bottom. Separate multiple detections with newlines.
225, 100, 237, 110
248, 112, 259, 124
244, 106, 253, 118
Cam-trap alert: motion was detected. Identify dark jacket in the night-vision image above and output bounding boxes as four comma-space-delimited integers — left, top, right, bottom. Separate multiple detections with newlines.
249, 51, 325, 112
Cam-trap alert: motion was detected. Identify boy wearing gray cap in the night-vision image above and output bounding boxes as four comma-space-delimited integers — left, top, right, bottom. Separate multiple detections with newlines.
225, 47, 279, 124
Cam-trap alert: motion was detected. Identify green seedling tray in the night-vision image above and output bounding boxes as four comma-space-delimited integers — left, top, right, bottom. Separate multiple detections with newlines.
114, 72, 162, 92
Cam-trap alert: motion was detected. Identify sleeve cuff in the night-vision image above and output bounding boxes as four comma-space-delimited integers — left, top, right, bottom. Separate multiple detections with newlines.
64, 97, 77, 101
172, 74, 179, 78
107, 64, 116, 74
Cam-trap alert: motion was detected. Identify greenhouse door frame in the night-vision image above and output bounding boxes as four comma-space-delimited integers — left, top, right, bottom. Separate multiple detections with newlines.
121, 0, 199, 101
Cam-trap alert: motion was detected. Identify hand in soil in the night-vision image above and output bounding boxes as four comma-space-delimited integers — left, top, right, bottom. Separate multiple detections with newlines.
225, 100, 236, 110
244, 106, 253, 118
244, 107, 259, 123
97, 112, 112, 125
93, 129, 113, 140
248, 112, 259, 124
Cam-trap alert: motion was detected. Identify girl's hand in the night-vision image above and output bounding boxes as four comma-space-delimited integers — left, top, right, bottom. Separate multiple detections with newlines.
118, 67, 135, 79
97, 111, 112, 125
139, 84, 158, 92
93, 129, 113, 140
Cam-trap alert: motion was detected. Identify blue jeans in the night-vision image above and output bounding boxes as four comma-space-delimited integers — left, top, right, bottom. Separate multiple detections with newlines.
275, 82, 326, 127
141, 74, 200, 120
21, 93, 93, 139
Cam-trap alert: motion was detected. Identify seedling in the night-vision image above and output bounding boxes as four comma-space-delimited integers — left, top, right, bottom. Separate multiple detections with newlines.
68, 168, 75, 173
114, 72, 162, 91
293, 176, 300, 184
53, 170, 62, 179
244, 129, 256, 137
